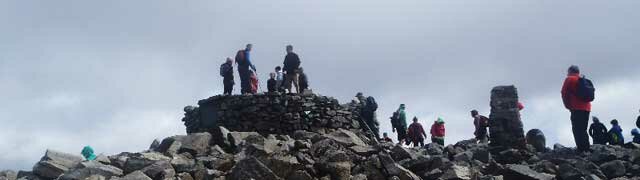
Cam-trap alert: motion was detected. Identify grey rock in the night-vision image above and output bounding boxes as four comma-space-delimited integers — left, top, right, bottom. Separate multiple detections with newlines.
261, 154, 302, 178
32, 149, 84, 179
351, 174, 368, 180
123, 152, 170, 174
112, 171, 152, 180
526, 129, 546, 152
156, 135, 185, 156
227, 132, 262, 151
170, 155, 195, 173
59, 161, 123, 180
286, 170, 313, 180
502, 164, 552, 180
176, 172, 194, 180
179, 132, 212, 156
599, 160, 626, 179
149, 139, 160, 151
391, 145, 415, 161
229, 157, 282, 180
322, 129, 366, 147
0, 170, 17, 180
440, 165, 470, 180
140, 161, 175, 180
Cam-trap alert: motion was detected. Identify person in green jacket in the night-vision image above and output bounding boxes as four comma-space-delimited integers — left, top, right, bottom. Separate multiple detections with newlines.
81, 146, 96, 161
391, 104, 408, 145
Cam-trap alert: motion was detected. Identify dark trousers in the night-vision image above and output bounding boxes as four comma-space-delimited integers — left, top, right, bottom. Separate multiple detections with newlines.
223, 78, 233, 95
571, 110, 591, 152
412, 137, 424, 147
238, 67, 250, 94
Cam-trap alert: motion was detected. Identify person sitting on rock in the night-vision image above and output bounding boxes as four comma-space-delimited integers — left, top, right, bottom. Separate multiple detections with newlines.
267, 72, 277, 93
381, 132, 393, 143
407, 117, 427, 147
471, 110, 489, 144
81, 146, 96, 161
632, 129, 640, 144
391, 104, 408, 145
298, 67, 309, 92
430, 118, 446, 146
589, 116, 608, 145
609, 119, 624, 146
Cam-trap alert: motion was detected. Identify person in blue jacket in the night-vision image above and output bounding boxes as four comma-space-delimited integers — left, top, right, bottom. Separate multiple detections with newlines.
608, 119, 624, 146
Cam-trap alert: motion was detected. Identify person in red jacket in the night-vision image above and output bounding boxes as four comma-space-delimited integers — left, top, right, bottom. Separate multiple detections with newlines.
561, 65, 592, 152
430, 118, 446, 146
407, 117, 427, 147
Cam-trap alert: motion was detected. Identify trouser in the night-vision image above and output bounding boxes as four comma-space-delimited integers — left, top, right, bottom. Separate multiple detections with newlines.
238, 67, 250, 94
593, 137, 607, 145
476, 133, 488, 144
571, 110, 591, 152
413, 137, 424, 147
396, 128, 407, 143
284, 72, 299, 93
432, 137, 444, 146
223, 78, 234, 95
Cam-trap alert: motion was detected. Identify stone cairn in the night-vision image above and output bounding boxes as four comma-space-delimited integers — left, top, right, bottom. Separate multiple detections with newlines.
182, 93, 365, 136
489, 85, 526, 149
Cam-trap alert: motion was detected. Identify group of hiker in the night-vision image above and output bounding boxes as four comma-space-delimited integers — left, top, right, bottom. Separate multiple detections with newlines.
383, 104, 447, 147
220, 44, 309, 95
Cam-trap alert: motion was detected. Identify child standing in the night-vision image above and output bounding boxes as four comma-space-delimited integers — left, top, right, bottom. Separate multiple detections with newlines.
275, 66, 284, 91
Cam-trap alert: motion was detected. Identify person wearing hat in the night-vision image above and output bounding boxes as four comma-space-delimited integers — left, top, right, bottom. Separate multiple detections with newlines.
391, 104, 408, 144
430, 117, 446, 146
608, 119, 624, 146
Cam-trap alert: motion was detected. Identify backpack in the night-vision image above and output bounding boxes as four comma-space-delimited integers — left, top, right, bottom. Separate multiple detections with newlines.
235, 50, 247, 67
479, 115, 489, 128
390, 112, 400, 127
577, 76, 595, 102
366, 97, 378, 112
220, 63, 231, 77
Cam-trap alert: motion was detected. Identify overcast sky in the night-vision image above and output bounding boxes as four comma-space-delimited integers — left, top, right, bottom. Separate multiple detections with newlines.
1, 0, 640, 170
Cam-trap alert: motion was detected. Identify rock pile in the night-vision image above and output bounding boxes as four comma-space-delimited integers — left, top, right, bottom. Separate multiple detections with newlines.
489, 86, 526, 149
4, 92, 640, 180
183, 93, 364, 136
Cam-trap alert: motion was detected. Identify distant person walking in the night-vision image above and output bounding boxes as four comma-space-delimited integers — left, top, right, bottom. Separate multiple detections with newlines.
588, 116, 608, 145
407, 117, 427, 147
220, 57, 234, 95
236, 44, 256, 94
609, 119, 624, 146
430, 118, 446, 146
471, 110, 489, 143
391, 104, 408, 144
561, 65, 594, 152
282, 45, 301, 93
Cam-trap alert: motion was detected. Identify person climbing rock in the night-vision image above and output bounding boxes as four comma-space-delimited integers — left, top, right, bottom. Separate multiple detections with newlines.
220, 57, 234, 95
471, 110, 489, 144
589, 116, 608, 145
282, 45, 301, 93
632, 129, 640, 144
609, 119, 624, 146
267, 72, 277, 93
236, 44, 256, 94
431, 118, 446, 146
391, 104, 408, 144
361, 95, 379, 139
561, 65, 593, 152
407, 117, 427, 147
81, 146, 96, 161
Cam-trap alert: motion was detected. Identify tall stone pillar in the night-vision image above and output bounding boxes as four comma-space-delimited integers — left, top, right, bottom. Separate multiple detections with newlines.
489, 85, 526, 149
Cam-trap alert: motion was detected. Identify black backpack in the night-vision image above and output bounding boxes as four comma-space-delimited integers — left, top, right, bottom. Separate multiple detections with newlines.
235, 50, 247, 67
220, 63, 231, 77
366, 96, 378, 111
577, 76, 595, 102
390, 112, 400, 127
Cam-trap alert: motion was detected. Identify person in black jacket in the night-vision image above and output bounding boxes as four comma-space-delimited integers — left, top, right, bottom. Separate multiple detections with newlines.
267, 72, 277, 93
636, 109, 640, 129
588, 116, 608, 145
220, 58, 234, 95
282, 45, 301, 93
298, 67, 309, 92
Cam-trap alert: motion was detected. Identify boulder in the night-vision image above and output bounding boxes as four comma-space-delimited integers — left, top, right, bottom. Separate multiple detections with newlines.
149, 139, 160, 151
123, 152, 171, 174
440, 165, 471, 180
227, 132, 262, 151
179, 132, 212, 156
391, 145, 415, 161
176, 172, 193, 180
322, 129, 366, 147
170, 155, 195, 173
599, 160, 626, 179
140, 161, 175, 180
156, 136, 185, 156
32, 149, 84, 179
228, 157, 282, 180
260, 154, 302, 178
0, 170, 17, 180
59, 161, 123, 180
525, 129, 546, 152
317, 150, 352, 180
286, 170, 313, 180
111, 171, 152, 180
502, 164, 552, 180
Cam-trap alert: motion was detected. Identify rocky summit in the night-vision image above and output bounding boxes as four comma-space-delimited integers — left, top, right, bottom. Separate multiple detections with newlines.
3, 91, 640, 180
